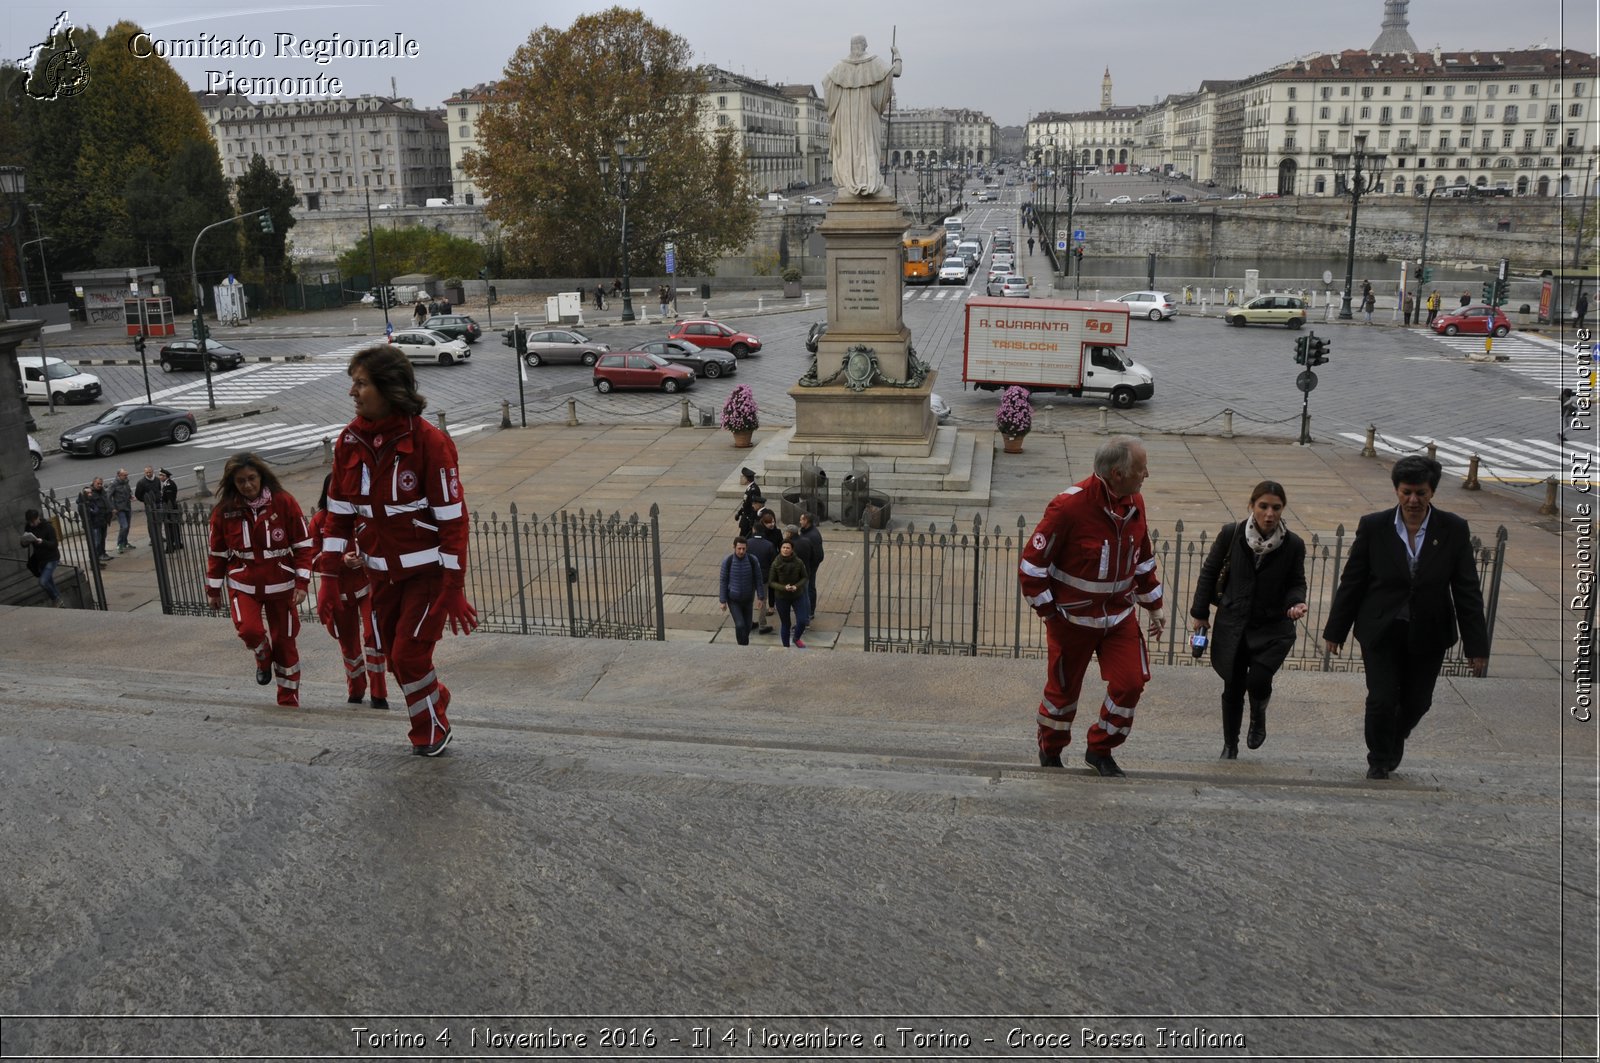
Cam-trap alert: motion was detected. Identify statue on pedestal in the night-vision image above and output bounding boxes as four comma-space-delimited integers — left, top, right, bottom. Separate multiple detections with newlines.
822, 35, 901, 198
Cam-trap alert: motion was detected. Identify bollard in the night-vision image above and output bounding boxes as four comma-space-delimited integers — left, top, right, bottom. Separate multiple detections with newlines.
352, 318, 359, 334
757, 297, 764, 312
500, 399, 511, 429
1096, 405, 1109, 434
1425, 440, 1437, 462
702, 302, 709, 317
804, 293, 811, 308
1540, 476, 1558, 516
679, 397, 691, 428
193, 464, 208, 497
1463, 454, 1481, 491
1041, 404, 1053, 433
435, 410, 448, 435
322, 436, 333, 465
566, 397, 579, 426
1362, 424, 1377, 458
1222, 408, 1234, 438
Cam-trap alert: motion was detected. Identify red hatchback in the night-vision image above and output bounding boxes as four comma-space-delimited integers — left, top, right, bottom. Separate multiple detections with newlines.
1431, 305, 1511, 337
592, 351, 695, 393
667, 319, 762, 357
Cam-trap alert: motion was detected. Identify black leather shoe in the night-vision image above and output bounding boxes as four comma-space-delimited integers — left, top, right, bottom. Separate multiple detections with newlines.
370, 697, 389, 710
1039, 749, 1063, 768
1084, 749, 1126, 777
1220, 743, 1238, 759
1366, 764, 1390, 780
1247, 717, 1266, 749
348, 693, 365, 704
414, 728, 452, 757
255, 668, 272, 686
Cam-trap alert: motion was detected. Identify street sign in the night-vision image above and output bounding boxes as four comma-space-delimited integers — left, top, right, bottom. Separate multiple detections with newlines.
1056, 230, 1067, 242
1296, 369, 1319, 393
1072, 229, 1085, 241
1056, 240, 1068, 251
664, 247, 677, 274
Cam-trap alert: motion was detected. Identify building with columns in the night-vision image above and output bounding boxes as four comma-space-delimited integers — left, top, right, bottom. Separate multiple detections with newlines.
442, 83, 499, 205
698, 67, 803, 193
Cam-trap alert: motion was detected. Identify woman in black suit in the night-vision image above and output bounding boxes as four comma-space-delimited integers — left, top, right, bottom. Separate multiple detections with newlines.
1323, 456, 1490, 780
1189, 481, 1308, 759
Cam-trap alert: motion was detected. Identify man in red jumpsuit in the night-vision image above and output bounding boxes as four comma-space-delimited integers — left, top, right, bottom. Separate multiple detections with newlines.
317, 346, 477, 756
1018, 436, 1165, 777
206, 453, 315, 708
311, 474, 389, 710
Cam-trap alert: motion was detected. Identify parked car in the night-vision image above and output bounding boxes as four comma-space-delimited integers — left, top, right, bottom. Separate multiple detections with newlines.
1224, 295, 1307, 328
1431, 305, 1512, 337
58, 404, 195, 457
990, 251, 1016, 270
668, 320, 762, 357
985, 270, 1018, 296
1107, 195, 1133, 205
421, 314, 483, 343
930, 393, 951, 425
592, 351, 695, 393
803, 195, 825, 206
18, 355, 101, 405
1226, 192, 1249, 200
27, 434, 42, 471
511, 328, 610, 367
938, 258, 970, 285
1165, 193, 1188, 203
997, 275, 1032, 298
1137, 193, 1163, 203
157, 340, 246, 372
388, 329, 472, 366
627, 339, 737, 378
1113, 291, 1179, 321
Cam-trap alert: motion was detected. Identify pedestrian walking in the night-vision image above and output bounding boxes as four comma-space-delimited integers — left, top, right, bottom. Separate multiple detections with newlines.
736, 467, 764, 538
157, 468, 183, 552
745, 521, 776, 635
1188, 482, 1308, 759
1362, 288, 1376, 324
107, 468, 135, 552
205, 452, 315, 708
311, 475, 389, 709
594, 283, 607, 311
134, 464, 160, 518
785, 523, 818, 624
1459, 290, 1471, 309
412, 300, 427, 327
718, 536, 765, 645
1576, 289, 1590, 331
318, 345, 478, 756
767, 539, 811, 648
1402, 291, 1416, 327
1322, 456, 1490, 780
799, 511, 825, 616
1027, 236, 1036, 256
1426, 289, 1441, 326
1018, 436, 1165, 777
21, 509, 62, 607
658, 283, 673, 320
80, 478, 111, 564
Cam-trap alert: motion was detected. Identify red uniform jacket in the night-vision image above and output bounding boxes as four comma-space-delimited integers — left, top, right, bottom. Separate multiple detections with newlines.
316, 414, 468, 588
309, 508, 373, 604
1018, 474, 1163, 630
206, 490, 314, 599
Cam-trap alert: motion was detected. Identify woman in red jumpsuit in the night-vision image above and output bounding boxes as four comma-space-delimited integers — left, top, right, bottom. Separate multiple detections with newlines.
317, 345, 477, 756
311, 474, 389, 710
206, 452, 314, 707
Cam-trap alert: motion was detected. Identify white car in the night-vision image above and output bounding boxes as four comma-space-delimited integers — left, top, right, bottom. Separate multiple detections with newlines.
1226, 192, 1249, 200
1114, 291, 1179, 321
997, 275, 1032, 298
28, 434, 43, 470
1107, 195, 1133, 205
1137, 193, 1163, 203
388, 328, 472, 366
938, 258, 970, 285
991, 251, 1016, 270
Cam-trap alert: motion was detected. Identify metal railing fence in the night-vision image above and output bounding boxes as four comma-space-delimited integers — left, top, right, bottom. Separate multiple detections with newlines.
861, 516, 1508, 677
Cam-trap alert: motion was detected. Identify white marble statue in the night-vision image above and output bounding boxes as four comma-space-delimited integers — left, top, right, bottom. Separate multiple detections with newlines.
822, 35, 902, 198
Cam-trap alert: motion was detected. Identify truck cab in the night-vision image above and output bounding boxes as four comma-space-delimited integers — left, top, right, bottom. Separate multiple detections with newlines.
961, 297, 1154, 408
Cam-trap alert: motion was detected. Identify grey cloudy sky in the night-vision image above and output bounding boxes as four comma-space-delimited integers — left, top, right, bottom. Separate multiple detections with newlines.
6, 0, 1597, 125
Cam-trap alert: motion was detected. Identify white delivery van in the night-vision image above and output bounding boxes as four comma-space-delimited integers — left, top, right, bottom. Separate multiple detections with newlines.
425, 197, 452, 207
17, 354, 103, 405
962, 297, 1154, 408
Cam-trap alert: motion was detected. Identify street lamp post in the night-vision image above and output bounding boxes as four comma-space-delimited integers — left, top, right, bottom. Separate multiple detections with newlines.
598, 139, 647, 324
0, 166, 29, 322
29, 205, 53, 304
1418, 185, 1440, 289
1333, 135, 1386, 320
19, 237, 50, 308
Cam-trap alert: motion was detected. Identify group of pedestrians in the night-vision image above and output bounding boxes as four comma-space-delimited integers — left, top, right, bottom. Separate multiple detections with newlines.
1020, 436, 1489, 781
720, 468, 824, 648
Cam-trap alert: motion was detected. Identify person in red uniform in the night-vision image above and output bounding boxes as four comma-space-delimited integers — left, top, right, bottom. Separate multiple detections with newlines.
311, 474, 389, 710
206, 452, 314, 707
317, 345, 477, 756
1018, 436, 1166, 777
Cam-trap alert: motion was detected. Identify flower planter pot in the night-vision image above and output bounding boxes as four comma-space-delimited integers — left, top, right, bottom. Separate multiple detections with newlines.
783, 281, 802, 299
1002, 434, 1025, 454
731, 430, 755, 448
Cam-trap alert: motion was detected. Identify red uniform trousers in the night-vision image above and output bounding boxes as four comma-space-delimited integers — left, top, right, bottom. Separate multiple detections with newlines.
228, 589, 302, 707
1036, 614, 1151, 758
370, 569, 450, 749
330, 593, 388, 702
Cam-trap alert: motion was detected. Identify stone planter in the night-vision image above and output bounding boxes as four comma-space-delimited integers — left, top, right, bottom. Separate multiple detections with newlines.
783, 280, 802, 299
1002, 434, 1026, 454
731, 429, 755, 448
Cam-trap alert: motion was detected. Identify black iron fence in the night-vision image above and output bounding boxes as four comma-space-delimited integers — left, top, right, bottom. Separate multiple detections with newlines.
129, 501, 665, 641
861, 516, 1508, 677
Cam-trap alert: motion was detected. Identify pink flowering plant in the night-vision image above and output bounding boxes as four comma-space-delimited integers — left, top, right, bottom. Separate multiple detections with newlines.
996, 386, 1033, 436
721, 383, 760, 433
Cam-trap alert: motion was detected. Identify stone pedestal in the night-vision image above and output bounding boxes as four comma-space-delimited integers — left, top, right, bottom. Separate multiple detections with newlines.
813, 195, 913, 382
790, 372, 937, 453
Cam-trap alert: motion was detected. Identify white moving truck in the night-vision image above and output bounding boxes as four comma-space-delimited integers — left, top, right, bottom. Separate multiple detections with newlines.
962, 297, 1154, 408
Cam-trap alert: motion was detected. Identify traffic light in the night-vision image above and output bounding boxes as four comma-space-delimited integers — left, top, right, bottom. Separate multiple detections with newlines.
1491, 278, 1510, 307
1294, 334, 1310, 365
258, 212, 274, 234
133, 333, 146, 356
1307, 334, 1331, 367
1073, 245, 1085, 262
514, 326, 527, 356
1421, 267, 1433, 283
1482, 281, 1496, 305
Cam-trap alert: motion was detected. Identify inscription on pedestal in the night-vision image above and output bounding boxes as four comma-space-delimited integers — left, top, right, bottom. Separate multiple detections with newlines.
837, 259, 889, 316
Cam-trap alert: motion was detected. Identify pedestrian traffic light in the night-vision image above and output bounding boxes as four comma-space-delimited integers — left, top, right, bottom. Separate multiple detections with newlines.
258, 212, 273, 234
133, 333, 146, 355
1294, 334, 1310, 365
1073, 245, 1085, 262
1308, 335, 1331, 367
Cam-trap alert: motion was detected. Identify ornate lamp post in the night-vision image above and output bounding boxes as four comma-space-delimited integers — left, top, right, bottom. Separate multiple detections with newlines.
598, 139, 647, 324
0, 166, 28, 322
1332, 134, 1386, 320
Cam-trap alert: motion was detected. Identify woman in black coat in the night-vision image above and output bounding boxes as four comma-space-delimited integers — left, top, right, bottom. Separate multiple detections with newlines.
1189, 481, 1309, 758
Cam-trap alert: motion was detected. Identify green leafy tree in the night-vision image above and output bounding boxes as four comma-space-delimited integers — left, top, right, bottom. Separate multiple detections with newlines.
235, 153, 300, 297
464, 7, 757, 278
335, 227, 485, 285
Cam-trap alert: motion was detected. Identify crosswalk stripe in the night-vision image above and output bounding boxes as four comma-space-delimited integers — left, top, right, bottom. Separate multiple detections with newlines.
176, 422, 348, 449
1336, 431, 1588, 483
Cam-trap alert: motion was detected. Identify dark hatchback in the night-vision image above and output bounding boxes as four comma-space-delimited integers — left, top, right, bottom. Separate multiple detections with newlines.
422, 314, 483, 343
59, 404, 197, 458
627, 340, 737, 378
157, 340, 245, 372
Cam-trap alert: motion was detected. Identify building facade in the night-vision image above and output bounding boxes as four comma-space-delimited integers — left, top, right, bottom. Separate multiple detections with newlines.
699, 67, 802, 193
442, 83, 498, 205
780, 83, 831, 187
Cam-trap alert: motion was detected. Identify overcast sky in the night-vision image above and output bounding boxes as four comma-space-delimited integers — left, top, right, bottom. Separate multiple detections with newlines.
6, 0, 1597, 125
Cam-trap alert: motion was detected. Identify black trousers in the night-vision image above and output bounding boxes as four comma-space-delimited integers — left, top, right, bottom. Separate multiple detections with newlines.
1220, 635, 1278, 741
1358, 621, 1447, 769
